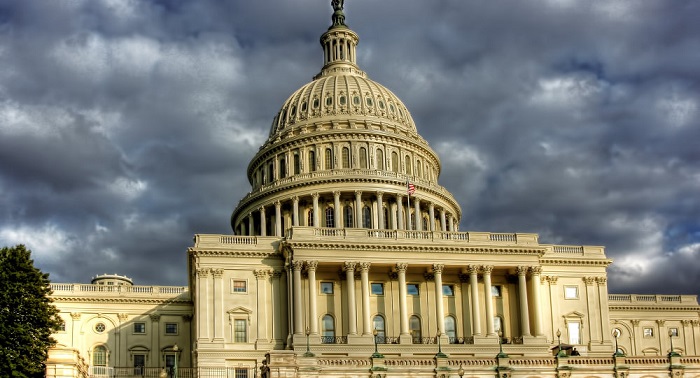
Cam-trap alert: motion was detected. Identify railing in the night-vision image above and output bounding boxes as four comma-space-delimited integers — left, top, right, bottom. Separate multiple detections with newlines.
219, 235, 258, 245
375, 336, 400, 344
448, 336, 475, 345
104, 367, 257, 378
608, 294, 691, 303
51, 284, 188, 296
553, 245, 584, 254
412, 336, 438, 344
320, 336, 348, 344
489, 233, 516, 242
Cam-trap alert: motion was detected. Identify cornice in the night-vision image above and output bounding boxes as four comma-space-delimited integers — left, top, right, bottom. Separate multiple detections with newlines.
188, 249, 282, 258
609, 305, 700, 312
287, 242, 544, 255
539, 258, 613, 267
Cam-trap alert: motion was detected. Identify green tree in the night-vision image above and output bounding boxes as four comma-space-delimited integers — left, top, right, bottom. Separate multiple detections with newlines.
0, 245, 62, 378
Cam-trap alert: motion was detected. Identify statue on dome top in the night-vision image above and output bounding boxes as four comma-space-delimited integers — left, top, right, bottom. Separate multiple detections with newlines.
331, 0, 344, 11
331, 0, 346, 27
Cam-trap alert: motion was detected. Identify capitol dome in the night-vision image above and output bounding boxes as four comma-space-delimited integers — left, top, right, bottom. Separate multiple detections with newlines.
231, 4, 461, 236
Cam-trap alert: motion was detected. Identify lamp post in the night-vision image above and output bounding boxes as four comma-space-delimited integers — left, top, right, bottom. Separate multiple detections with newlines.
555, 329, 566, 357
612, 329, 624, 357
172, 344, 179, 378
372, 328, 384, 358
668, 329, 680, 357
435, 331, 447, 358
496, 329, 508, 358
458, 364, 464, 378
304, 327, 315, 357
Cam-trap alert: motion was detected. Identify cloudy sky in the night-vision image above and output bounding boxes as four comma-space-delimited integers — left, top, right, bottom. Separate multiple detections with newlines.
1, 0, 698, 296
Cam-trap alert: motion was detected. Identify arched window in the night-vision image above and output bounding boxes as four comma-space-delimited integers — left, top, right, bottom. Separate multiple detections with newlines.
307, 210, 314, 227
268, 162, 274, 183
494, 316, 503, 335
359, 147, 368, 169
384, 207, 390, 229
373, 315, 386, 343
279, 157, 286, 178
92, 345, 108, 375
391, 151, 399, 173
325, 207, 335, 228
363, 206, 372, 228
325, 148, 333, 170
376, 149, 384, 170
445, 316, 457, 343
322, 314, 335, 343
405, 155, 412, 175
293, 153, 300, 175
409, 315, 422, 343
422, 216, 429, 232
416, 159, 422, 178
344, 205, 354, 227
342, 147, 350, 168
308, 150, 316, 172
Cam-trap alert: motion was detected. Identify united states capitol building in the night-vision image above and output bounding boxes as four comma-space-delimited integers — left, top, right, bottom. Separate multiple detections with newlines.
46, 3, 700, 378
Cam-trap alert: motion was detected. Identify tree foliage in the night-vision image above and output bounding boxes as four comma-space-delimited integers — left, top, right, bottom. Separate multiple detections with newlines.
0, 245, 62, 378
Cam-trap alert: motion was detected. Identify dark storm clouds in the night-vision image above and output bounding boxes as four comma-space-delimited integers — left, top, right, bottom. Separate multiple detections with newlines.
0, 1, 698, 295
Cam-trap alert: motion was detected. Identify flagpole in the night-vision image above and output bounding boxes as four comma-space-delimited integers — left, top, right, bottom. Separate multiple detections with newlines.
406, 178, 411, 230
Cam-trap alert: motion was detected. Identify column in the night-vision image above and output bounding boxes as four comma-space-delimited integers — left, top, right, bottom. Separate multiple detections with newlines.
397, 263, 410, 339
259, 206, 266, 236
530, 267, 544, 336
414, 197, 421, 230
307, 261, 319, 334
150, 314, 161, 357
483, 266, 495, 336
596, 277, 611, 344
196, 268, 210, 340
312, 193, 320, 227
429, 203, 436, 231
272, 270, 286, 344
447, 214, 454, 232
517, 266, 531, 336
377, 192, 384, 229
344, 262, 358, 335
248, 213, 254, 236
70, 313, 81, 350
468, 265, 482, 336
360, 262, 372, 335
333, 191, 341, 228
292, 196, 299, 226
212, 268, 225, 341
434, 264, 445, 335
396, 194, 405, 229
292, 261, 304, 335
355, 191, 362, 228
255, 270, 269, 342
440, 209, 447, 232
584, 276, 599, 343
275, 201, 282, 236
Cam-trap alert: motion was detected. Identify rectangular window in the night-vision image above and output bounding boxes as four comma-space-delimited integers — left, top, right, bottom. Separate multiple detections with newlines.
643, 327, 654, 337
235, 368, 248, 378
232, 280, 247, 293
234, 319, 247, 343
491, 285, 502, 297
564, 286, 579, 299
669, 327, 679, 337
407, 283, 419, 295
133, 354, 145, 368
442, 284, 454, 296
165, 323, 178, 335
371, 283, 384, 295
568, 322, 581, 344
58, 321, 66, 332
320, 282, 334, 294
133, 322, 146, 334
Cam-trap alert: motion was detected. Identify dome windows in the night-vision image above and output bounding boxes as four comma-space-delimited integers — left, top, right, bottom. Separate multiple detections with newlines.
378, 100, 385, 110
353, 95, 361, 106
313, 97, 320, 109
339, 95, 346, 106
365, 97, 373, 107
301, 101, 308, 112
290, 105, 296, 117
325, 96, 333, 107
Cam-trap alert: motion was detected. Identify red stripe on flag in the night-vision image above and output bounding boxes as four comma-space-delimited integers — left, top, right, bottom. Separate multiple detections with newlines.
407, 182, 415, 195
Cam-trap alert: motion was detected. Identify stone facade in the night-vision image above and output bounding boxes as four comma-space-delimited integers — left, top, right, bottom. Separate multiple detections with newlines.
47, 3, 700, 378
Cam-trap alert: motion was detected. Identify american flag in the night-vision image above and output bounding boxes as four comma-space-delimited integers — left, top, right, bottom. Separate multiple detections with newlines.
407, 181, 415, 195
